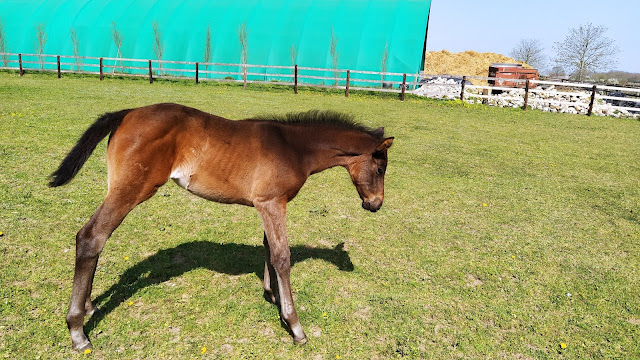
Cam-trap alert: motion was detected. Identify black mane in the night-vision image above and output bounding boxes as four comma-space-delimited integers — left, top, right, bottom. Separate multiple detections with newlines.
252, 110, 384, 139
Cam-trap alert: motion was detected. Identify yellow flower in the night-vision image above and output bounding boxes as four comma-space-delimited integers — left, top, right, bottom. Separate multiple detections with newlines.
124, 256, 129, 260
482, 203, 488, 207
336, 356, 341, 359
83, 348, 92, 355
201, 346, 207, 354
322, 312, 327, 317
511, 255, 516, 259
128, 301, 133, 306
560, 342, 567, 349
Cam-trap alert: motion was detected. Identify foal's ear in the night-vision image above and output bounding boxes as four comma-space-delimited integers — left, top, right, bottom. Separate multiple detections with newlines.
375, 137, 394, 151
372, 127, 385, 138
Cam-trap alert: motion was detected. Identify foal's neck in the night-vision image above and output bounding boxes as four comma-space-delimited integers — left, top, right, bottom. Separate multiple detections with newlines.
290, 126, 376, 175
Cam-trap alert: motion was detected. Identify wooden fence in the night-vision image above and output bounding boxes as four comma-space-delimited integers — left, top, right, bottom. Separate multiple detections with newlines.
0, 52, 415, 100
419, 75, 640, 116
1, 52, 639, 116
460, 76, 640, 115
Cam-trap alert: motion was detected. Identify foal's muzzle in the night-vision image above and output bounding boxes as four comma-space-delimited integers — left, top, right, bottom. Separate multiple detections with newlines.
362, 198, 383, 212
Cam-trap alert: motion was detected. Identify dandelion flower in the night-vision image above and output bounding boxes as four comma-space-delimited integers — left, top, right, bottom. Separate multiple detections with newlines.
201, 346, 207, 354
322, 312, 327, 317
336, 355, 341, 359
83, 348, 92, 355
124, 256, 129, 260
482, 203, 487, 207
128, 301, 133, 306
560, 342, 567, 349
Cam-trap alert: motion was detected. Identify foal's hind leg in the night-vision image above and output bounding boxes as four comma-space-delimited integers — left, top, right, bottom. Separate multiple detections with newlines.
263, 233, 278, 304
66, 184, 162, 351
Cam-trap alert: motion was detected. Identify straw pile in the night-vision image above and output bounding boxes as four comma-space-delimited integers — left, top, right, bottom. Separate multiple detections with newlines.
424, 50, 531, 84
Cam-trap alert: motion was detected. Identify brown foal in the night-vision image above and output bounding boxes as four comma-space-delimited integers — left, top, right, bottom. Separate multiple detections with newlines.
50, 103, 393, 351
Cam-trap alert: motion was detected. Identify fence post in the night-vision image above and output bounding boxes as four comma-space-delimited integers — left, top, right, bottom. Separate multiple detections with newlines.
587, 85, 597, 116
460, 76, 466, 101
243, 65, 247, 89
57, 55, 61, 78
294, 65, 298, 94
148, 60, 153, 84
18, 54, 23, 76
400, 73, 406, 101
99, 58, 103, 80
523, 79, 530, 110
195, 62, 199, 84
345, 70, 350, 97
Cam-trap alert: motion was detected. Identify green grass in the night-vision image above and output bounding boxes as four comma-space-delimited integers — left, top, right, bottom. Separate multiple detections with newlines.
1, 72, 639, 359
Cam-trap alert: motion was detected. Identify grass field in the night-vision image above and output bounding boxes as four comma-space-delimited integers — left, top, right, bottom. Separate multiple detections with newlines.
1, 72, 639, 359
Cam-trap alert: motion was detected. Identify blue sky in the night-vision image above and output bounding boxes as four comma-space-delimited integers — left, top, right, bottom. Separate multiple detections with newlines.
426, 0, 639, 73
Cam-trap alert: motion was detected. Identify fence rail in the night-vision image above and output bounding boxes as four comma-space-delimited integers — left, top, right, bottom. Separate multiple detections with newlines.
1, 52, 638, 116
426, 75, 639, 117
0, 52, 414, 100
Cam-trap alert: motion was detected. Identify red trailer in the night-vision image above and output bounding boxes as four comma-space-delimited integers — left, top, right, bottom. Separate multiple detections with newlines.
488, 63, 539, 88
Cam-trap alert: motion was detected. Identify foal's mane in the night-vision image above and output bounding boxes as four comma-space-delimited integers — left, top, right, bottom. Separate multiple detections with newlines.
252, 110, 384, 139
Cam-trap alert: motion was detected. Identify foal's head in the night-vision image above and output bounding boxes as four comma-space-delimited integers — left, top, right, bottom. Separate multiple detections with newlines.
347, 129, 394, 212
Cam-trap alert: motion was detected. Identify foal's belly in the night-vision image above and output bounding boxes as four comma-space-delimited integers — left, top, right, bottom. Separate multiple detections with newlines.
170, 166, 254, 206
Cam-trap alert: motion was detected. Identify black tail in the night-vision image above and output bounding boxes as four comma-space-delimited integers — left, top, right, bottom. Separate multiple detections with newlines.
49, 109, 132, 187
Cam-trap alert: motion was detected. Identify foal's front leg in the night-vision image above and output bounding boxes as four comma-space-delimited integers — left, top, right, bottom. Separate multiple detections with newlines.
255, 199, 307, 344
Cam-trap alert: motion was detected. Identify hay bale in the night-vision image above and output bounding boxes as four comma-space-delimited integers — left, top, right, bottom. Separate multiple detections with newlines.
424, 50, 531, 85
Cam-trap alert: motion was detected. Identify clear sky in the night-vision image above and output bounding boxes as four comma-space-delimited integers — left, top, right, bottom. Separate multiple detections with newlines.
425, 0, 640, 73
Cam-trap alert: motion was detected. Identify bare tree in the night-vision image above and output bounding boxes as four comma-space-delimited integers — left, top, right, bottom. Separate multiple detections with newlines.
380, 41, 389, 87
203, 26, 212, 76
330, 28, 339, 86
290, 44, 298, 75
509, 38, 546, 69
111, 21, 123, 73
290, 44, 298, 66
237, 23, 248, 88
152, 22, 164, 75
0, 18, 9, 67
553, 23, 619, 82
35, 24, 47, 69
548, 65, 566, 79
70, 27, 82, 71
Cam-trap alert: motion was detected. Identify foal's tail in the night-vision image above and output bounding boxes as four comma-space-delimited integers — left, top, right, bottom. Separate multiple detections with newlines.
49, 109, 133, 187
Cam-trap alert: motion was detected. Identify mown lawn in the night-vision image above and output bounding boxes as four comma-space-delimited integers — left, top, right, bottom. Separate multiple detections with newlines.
0, 72, 638, 359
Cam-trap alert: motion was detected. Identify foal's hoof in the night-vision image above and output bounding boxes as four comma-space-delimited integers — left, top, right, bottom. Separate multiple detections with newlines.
263, 290, 277, 305
293, 336, 308, 345
290, 323, 307, 345
72, 340, 93, 353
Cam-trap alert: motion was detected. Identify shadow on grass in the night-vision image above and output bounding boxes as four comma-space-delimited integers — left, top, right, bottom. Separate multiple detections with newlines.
84, 240, 353, 336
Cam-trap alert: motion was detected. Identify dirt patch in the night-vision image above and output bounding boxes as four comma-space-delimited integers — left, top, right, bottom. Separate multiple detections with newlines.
354, 306, 371, 320
309, 324, 322, 337
465, 273, 483, 287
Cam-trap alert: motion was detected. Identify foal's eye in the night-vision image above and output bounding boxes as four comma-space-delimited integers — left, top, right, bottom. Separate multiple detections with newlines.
377, 167, 385, 175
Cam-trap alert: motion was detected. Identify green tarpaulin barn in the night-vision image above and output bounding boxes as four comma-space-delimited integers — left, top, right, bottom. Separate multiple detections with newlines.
0, 0, 431, 81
